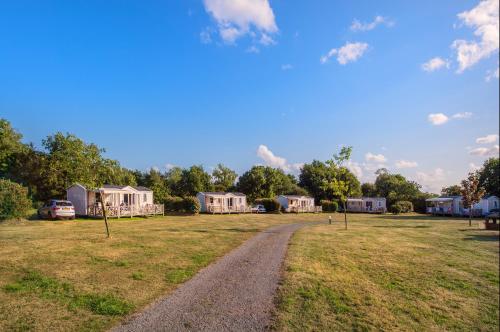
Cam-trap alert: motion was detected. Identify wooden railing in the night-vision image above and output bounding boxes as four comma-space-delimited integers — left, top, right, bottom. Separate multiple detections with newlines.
286, 206, 322, 213
87, 204, 164, 218
207, 205, 252, 214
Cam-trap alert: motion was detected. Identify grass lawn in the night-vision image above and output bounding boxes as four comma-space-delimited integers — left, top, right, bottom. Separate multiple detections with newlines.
0, 213, 325, 331
273, 213, 499, 331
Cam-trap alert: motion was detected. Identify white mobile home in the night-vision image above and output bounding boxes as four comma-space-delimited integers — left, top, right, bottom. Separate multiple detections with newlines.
346, 197, 387, 213
67, 184, 163, 217
425, 196, 462, 215
426, 195, 499, 217
197, 192, 248, 213
277, 195, 321, 213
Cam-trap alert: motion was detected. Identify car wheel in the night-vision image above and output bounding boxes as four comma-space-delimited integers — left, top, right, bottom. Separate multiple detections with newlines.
49, 211, 56, 220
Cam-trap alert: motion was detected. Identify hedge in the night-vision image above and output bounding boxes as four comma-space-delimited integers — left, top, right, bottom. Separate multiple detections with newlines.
164, 196, 200, 214
390, 200, 414, 214
183, 196, 200, 214
255, 198, 281, 213
0, 179, 32, 220
321, 200, 338, 212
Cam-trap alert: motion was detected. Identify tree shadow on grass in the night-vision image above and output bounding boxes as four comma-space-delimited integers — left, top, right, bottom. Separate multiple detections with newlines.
463, 234, 499, 242
376, 215, 463, 221
373, 225, 431, 229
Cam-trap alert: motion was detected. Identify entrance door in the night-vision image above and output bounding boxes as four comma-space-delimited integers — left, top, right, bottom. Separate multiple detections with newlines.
227, 198, 233, 209
366, 201, 373, 211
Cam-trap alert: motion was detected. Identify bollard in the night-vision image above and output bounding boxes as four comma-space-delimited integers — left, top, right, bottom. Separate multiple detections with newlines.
329, 216, 332, 224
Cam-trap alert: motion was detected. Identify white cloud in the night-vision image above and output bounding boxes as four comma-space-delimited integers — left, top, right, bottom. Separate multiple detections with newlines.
428, 113, 449, 125
259, 33, 276, 45
281, 64, 293, 71
350, 16, 394, 32
321, 42, 369, 65
451, 112, 473, 119
347, 161, 363, 179
476, 134, 499, 144
395, 160, 418, 169
203, 0, 278, 44
365, 152, 387, 163
416, 168, 446, 193
256, 145, 302, 173
200, 27, 213, 44
246, 45, 260, 53
421, 57, 450, 72
485, 65, 499, 81
469, 145, 499, 156
452, 0, 499, 73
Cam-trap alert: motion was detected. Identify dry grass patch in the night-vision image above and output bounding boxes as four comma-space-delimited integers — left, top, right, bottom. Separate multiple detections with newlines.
274, 213, 499, 331
0, 213, 326, 331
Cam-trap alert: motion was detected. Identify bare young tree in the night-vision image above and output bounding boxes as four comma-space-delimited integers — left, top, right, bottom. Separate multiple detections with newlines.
460, 172, 485, 227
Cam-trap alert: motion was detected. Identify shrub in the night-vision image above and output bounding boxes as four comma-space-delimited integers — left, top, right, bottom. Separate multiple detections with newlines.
164, 196, 184, 212
183, 196, 200, 214
255, 198, 281, 213
0, 179, 32, 220
389, 204, 402, 214
390, 201, 413, 214
321, 200, 338, 212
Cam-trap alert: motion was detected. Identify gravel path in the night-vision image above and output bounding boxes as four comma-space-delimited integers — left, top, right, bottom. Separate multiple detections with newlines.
112, 223, 310, 332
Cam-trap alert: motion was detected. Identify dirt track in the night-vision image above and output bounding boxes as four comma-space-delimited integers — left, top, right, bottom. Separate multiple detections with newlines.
112, 223, 309, 332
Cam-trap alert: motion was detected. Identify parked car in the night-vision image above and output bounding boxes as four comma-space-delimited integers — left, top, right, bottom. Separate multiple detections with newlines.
38, 200, 75, 220
251, 204, 266, 213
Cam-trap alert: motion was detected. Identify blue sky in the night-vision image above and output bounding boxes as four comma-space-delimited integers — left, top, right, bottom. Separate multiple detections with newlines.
0, 0, 498, 193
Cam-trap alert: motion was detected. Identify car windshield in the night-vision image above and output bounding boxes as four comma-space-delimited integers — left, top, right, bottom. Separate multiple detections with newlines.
55, 201, 73, 207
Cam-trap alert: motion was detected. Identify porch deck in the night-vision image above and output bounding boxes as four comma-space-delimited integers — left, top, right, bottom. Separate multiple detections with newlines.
87, 204, 164, 218
207, 205, 252, 214
284, 206, 323, 213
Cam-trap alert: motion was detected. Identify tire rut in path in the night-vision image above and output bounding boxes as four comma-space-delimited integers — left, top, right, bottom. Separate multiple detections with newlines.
112, 223, 309, 332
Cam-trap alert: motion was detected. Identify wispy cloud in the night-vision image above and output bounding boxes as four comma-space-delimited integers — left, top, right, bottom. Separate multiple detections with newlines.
365, 152, 387, 163
281, 64, 293, 71
451, 112, 472, 119
469, 145, 499, 156
485, 65, 499, 81
421, 57, 450, 72
321, 42, 369, 65
395, 160, 418, 169
476, 134, 499, 144
416, 168, 446, 193
350, 16, 394, 32
203, 0, 278, 45
428, 112, 473, 125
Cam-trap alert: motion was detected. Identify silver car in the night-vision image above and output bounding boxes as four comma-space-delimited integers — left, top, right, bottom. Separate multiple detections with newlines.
251, 204, 267, 213
38, 200, 75, 220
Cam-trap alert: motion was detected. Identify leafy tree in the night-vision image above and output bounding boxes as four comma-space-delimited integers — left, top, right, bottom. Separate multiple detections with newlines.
165, 166, 183, 196
177, 165, 213, 197
0, 179, 32, 220
361, 183, 377, 197
374, 172, 421, 208
441, 185, 462, 196
0, 119, 25, 175
461, 172, 485, 227
212, 164, 237, 192
236, 166, 304, 202
299, 151, 361, 208
135, 168, 169, 203
477, 158, 499, 197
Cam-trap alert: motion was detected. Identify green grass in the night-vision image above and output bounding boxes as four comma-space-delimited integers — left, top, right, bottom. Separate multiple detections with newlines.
273, 213, 500, 331
0, 213, 324, 331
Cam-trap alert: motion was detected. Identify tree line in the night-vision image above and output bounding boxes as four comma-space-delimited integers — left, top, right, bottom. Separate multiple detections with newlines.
1, 118, 498, 217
